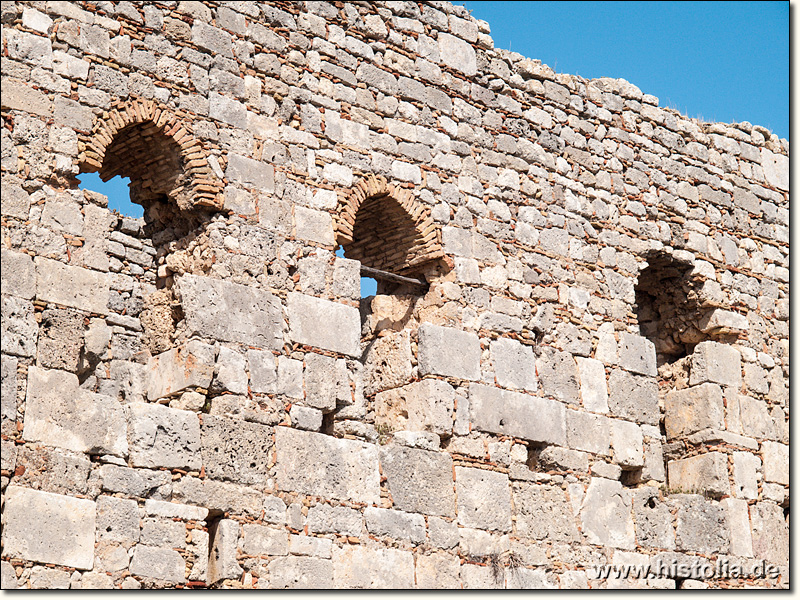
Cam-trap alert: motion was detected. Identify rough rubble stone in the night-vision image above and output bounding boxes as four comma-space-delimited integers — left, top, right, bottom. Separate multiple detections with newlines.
2, 486, 96, 569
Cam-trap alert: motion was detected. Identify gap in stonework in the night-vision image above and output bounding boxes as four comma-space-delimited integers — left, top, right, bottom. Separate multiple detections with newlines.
77, 172, 141, 218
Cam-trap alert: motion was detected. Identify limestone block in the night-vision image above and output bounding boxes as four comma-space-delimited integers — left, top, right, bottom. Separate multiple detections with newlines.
618, 332, 657, 376
438, 32, 477, 76
99, 464, 172, 499
732, 451, 760, 500
461, 564, 501, 589
362, 327, 413, 393
37, 308, 85, 371
689, 341, 742, 388
566, 410, 611, 455
429, 516, 459, 549
761, 441, 788, 485
96, 495, 140, 545
306, 504, 362, 536
1, 79, 53, 117
458, 527, 510, 558
1, 295, 38, 357
720, 498, 753, 557
455, 466, 512, 532
172, 476, 263, 518
580, 478, 636, 550
417, 322, 481, 380
1, 247, 35, 298
667, 452, 730, 497
140, 518, 185, 549
738, 395, 776, 440
177, 274, 283, 350
507, 567, 559, 589
130, 546, 185, 584
294, 206, 335, 245
207, 519, 242, 584
750, 502, 789, 566
514, 483, 580, 542
469, 383, 567, 446
304, 352, 350, 411
379, 445, 455, 517
127, 403, 201, 470
290, 404, 322, 431
200, 415, 272, 484
211, 346, 248, 395
365, 507, 426, 543
673, 495, 729, 554
145, 499, 208, 521
575, 357, 609, 413
241, 523, 288, 557
289, 534, 332, 558
490, 337, 537, 391
610, 419, 644, 468
760, 147, 789, 191
23, 365, 128, 456
631, 488, 675, 550
537, 349, 580, 404
35, 257, 109, 314
287, 292, 360, 357
277, 356, 303, 399
664, 383, 725, 438
30, 567, 71, 589
332, 545, 414, 588
415, 552, 461, 589
2, 486, 96, 569
607, 369, 660, 425
1, 354, 17, 425
0, 562, 17, 589
275, 427, 379, 504
374, 379, 454, 437
268, 556, 333, 589
247, 349, 277, 394
538, 446, 589, 472
225, 153, 273, 190
698, 308, 749, 334
146, 341, 215, 400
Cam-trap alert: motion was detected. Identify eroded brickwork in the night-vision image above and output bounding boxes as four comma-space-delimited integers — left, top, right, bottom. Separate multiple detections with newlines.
0, 0, 788, 590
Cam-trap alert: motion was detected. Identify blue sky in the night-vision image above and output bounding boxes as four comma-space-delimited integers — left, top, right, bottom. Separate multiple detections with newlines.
460, 1, 789, 140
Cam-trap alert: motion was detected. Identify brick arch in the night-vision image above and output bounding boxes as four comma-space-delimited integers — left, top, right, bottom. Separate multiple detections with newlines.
79, 98, 223, 210
336, 175, 443, 276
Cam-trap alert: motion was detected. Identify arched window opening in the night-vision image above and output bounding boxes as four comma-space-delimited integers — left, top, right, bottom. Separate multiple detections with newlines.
77, 172, 139, 218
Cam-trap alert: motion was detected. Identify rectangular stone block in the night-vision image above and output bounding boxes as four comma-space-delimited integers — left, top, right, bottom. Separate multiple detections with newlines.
304, 352, 350, 411
761, 441, 788, 485
610, 419, 644, 468
566, 410, 611, 456
667, 452, 730, 497
332, 546, 414, 588
201, 415, 273, 484
247, 349, 277, 394
23, 365, 128, 456
146, 340, 215, 400
374, 379, 454, 437
364, 507, 426, 543
225, 153, 274, 191
2, 486, 95, 569
1, 354, 17, 425
130, 546, 186, 584
128, 403, 201, 470
490, 337, 537, 391
580, 478, 635, 550
732, 451, 760, 500
379, 445, 455, 517
576, 357, 609, 413
664, 383, 725, 439
2, 296, 37, 358
176, 274, 283, 350
674, 495, 729, 555
607, 369, 660, 426
514, 482, 579, 543
618, 332, 657, 377
721, 498, 754, 558
415, 552, 461, 589
306, 504, 363, 536
268, 556, 333, 589
1, 248, 35, 299
689, 341, 742, 388
537, 349, 580, 404
287, 292, 360, 357
455, 466, 512, 532
469, 383, 566, 446
35, 257, 109, 315
737, 395, 776, 440
241, 524, 288, 557
417, 322, 481, 380
207, 519, 242, 584
275, 427, 380, 504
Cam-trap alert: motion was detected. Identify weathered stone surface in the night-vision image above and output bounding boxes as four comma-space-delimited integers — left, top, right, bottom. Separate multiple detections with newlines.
207, 519, 242, 584
1, 248, 36, 298
566, 410, 611, 455
490, 337, 537, 391
211, 346, 248, 395
380, 445, 455, 517
241, 524, 288, 556
415, 552, 461, 589
607, 369, 660, 425
2, 486, 96, 569
761, 441, 788, 485
332, 545, 414, 588
275, 427, 380, 504
632, 488, 675, 550
761, 147, 789, 191
417, 323, 481, 380
618, 332, 657, 377
720, 498, 753, 557
1, 562, 19, 589
35, 257, 109, 314
247, 349, 277, 394
304, 352, 350, 411
575, 357, 609, 413
689, 341, 742, 388
365, 507, 426, 543
514, 483, 580, 542
375, 379, 454, 436
176, 274, 283, 350
23, 366, 128, 456
287, 292, 360, 357
99, 464, 172, 499
610, 419, 643, 468
29, 566, 71, 589
664, 383, 725, 438
732, 451, 760, 500
200, 415, 272, 484
1, 354, 18, 426
127, 403, 201, 470
172, 476, 263, 518
673, 495, 729, 554
455, 466, 511, 532
362, 329, 413, 396
537, 349, 580, 404
580, 478, 635, 549
469, 383, 566, 446
1, 295, 38, 357
667, 452, 730, 497
97, 495, 140, 545
306, 504, 362, 536
36, 308, 85, 371
147, 341, 215, 400
438, 32, 476, 76
269, 556, 333, 588
750, 501, 789, 566
130, 546, 186, 584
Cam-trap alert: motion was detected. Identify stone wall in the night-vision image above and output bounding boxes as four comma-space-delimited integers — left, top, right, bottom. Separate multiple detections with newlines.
0, 0, 788, 590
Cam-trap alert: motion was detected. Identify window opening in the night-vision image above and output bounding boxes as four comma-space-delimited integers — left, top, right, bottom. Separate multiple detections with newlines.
77, 172, 140, 218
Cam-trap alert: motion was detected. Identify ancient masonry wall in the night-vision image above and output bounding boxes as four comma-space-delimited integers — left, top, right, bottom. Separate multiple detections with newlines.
0, 0, 789, 590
